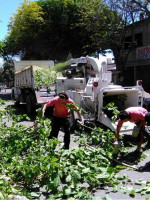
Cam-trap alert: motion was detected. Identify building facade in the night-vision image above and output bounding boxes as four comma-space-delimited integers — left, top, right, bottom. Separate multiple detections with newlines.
123, 19, 150, 93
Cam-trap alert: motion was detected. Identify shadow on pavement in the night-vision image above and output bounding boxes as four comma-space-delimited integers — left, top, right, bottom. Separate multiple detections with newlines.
114, 133, 150, 170
141, 162, 150, 172
119, 150, 142, 165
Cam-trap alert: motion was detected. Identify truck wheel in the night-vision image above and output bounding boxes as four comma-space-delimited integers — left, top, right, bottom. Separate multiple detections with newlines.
26, 95, 32, 114
15, 100, 20, 106
11, 90, 15, 100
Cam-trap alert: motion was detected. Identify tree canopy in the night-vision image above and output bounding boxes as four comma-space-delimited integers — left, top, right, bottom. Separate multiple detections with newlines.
1, 59, 15, 84
3, 0, 123, 61
0, 40, 5, 57
2, 0, 150, 85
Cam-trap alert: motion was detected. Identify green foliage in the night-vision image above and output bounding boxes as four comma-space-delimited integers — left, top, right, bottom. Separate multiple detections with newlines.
36, 107, 43, 119
0, 99, 149, 199
66, 103, 87, 116
53, 61, 69, 72
0, 40, 5, 56
103, 102, 120, 122
5, 0, 44, 59
0, 176, 20, 199
66, 103, 80, 112
103, 94, 127, 110
1, 58, 15, 84
74, 0, 123, 54
33, 66, 62, 89
0, 100, 118, 198
3, 0, 123, 61
103, 94, 127, 121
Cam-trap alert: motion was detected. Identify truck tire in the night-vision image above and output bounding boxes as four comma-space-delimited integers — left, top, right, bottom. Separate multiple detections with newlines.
11, 88, 20, 106
26, 95, 32, 115
15, 100, 20, 106
11, 90, 15, 100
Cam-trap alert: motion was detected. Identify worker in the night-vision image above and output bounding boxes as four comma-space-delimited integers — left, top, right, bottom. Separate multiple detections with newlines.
42, 91, 83, 149
114, 107, 150, 153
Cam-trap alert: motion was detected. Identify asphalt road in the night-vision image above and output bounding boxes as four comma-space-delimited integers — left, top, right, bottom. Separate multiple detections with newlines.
1, 89, 150, 200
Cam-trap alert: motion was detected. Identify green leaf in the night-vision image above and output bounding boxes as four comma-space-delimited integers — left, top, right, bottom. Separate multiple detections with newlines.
10, 187, 19, 194
126, 186, 133, 191
77, 162, 85, 168
130, 189, 135, 195
53, 177, 61, 188
113, 185, 118, 192
0, 180, 5, 185
135, 179, 146, 185
66, 175, 72, 183
64, 188, 71, 196
72, 170, 81, 181
51, 157, 59, 162
97, 173, 109, 179
102, 194, 112, 200
82, 168, 90, 174
0, 192, 5, 200
135, 188, 143, 193
30, 192, 40, 197
120, 186, 127, 194
62, 151, 69, 157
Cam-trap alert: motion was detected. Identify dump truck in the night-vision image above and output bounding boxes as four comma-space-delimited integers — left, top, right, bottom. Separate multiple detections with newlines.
56, 56, 144, 132
12, 60, 56, 114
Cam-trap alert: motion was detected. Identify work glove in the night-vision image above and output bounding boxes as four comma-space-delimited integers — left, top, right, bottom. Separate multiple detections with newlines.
113, 141, 120, 154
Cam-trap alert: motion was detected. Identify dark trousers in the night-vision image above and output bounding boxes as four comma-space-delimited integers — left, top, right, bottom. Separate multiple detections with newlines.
137, 126, 150, 144
49, 116, 71, 149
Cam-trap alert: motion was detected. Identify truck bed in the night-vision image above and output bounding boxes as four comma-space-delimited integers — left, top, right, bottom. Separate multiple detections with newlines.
15, 66, 33, 88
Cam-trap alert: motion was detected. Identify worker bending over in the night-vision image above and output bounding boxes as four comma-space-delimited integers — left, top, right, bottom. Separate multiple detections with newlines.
115, 107, 150, 152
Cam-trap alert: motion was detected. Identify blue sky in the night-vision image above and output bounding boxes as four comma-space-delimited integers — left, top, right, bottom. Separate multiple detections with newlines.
0, 0, 26, 41
0, 0, 28, 67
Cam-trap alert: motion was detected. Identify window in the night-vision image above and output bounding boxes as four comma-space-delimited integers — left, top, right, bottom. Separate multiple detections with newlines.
124, 36, 132, 49
135, 33, 143, 47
